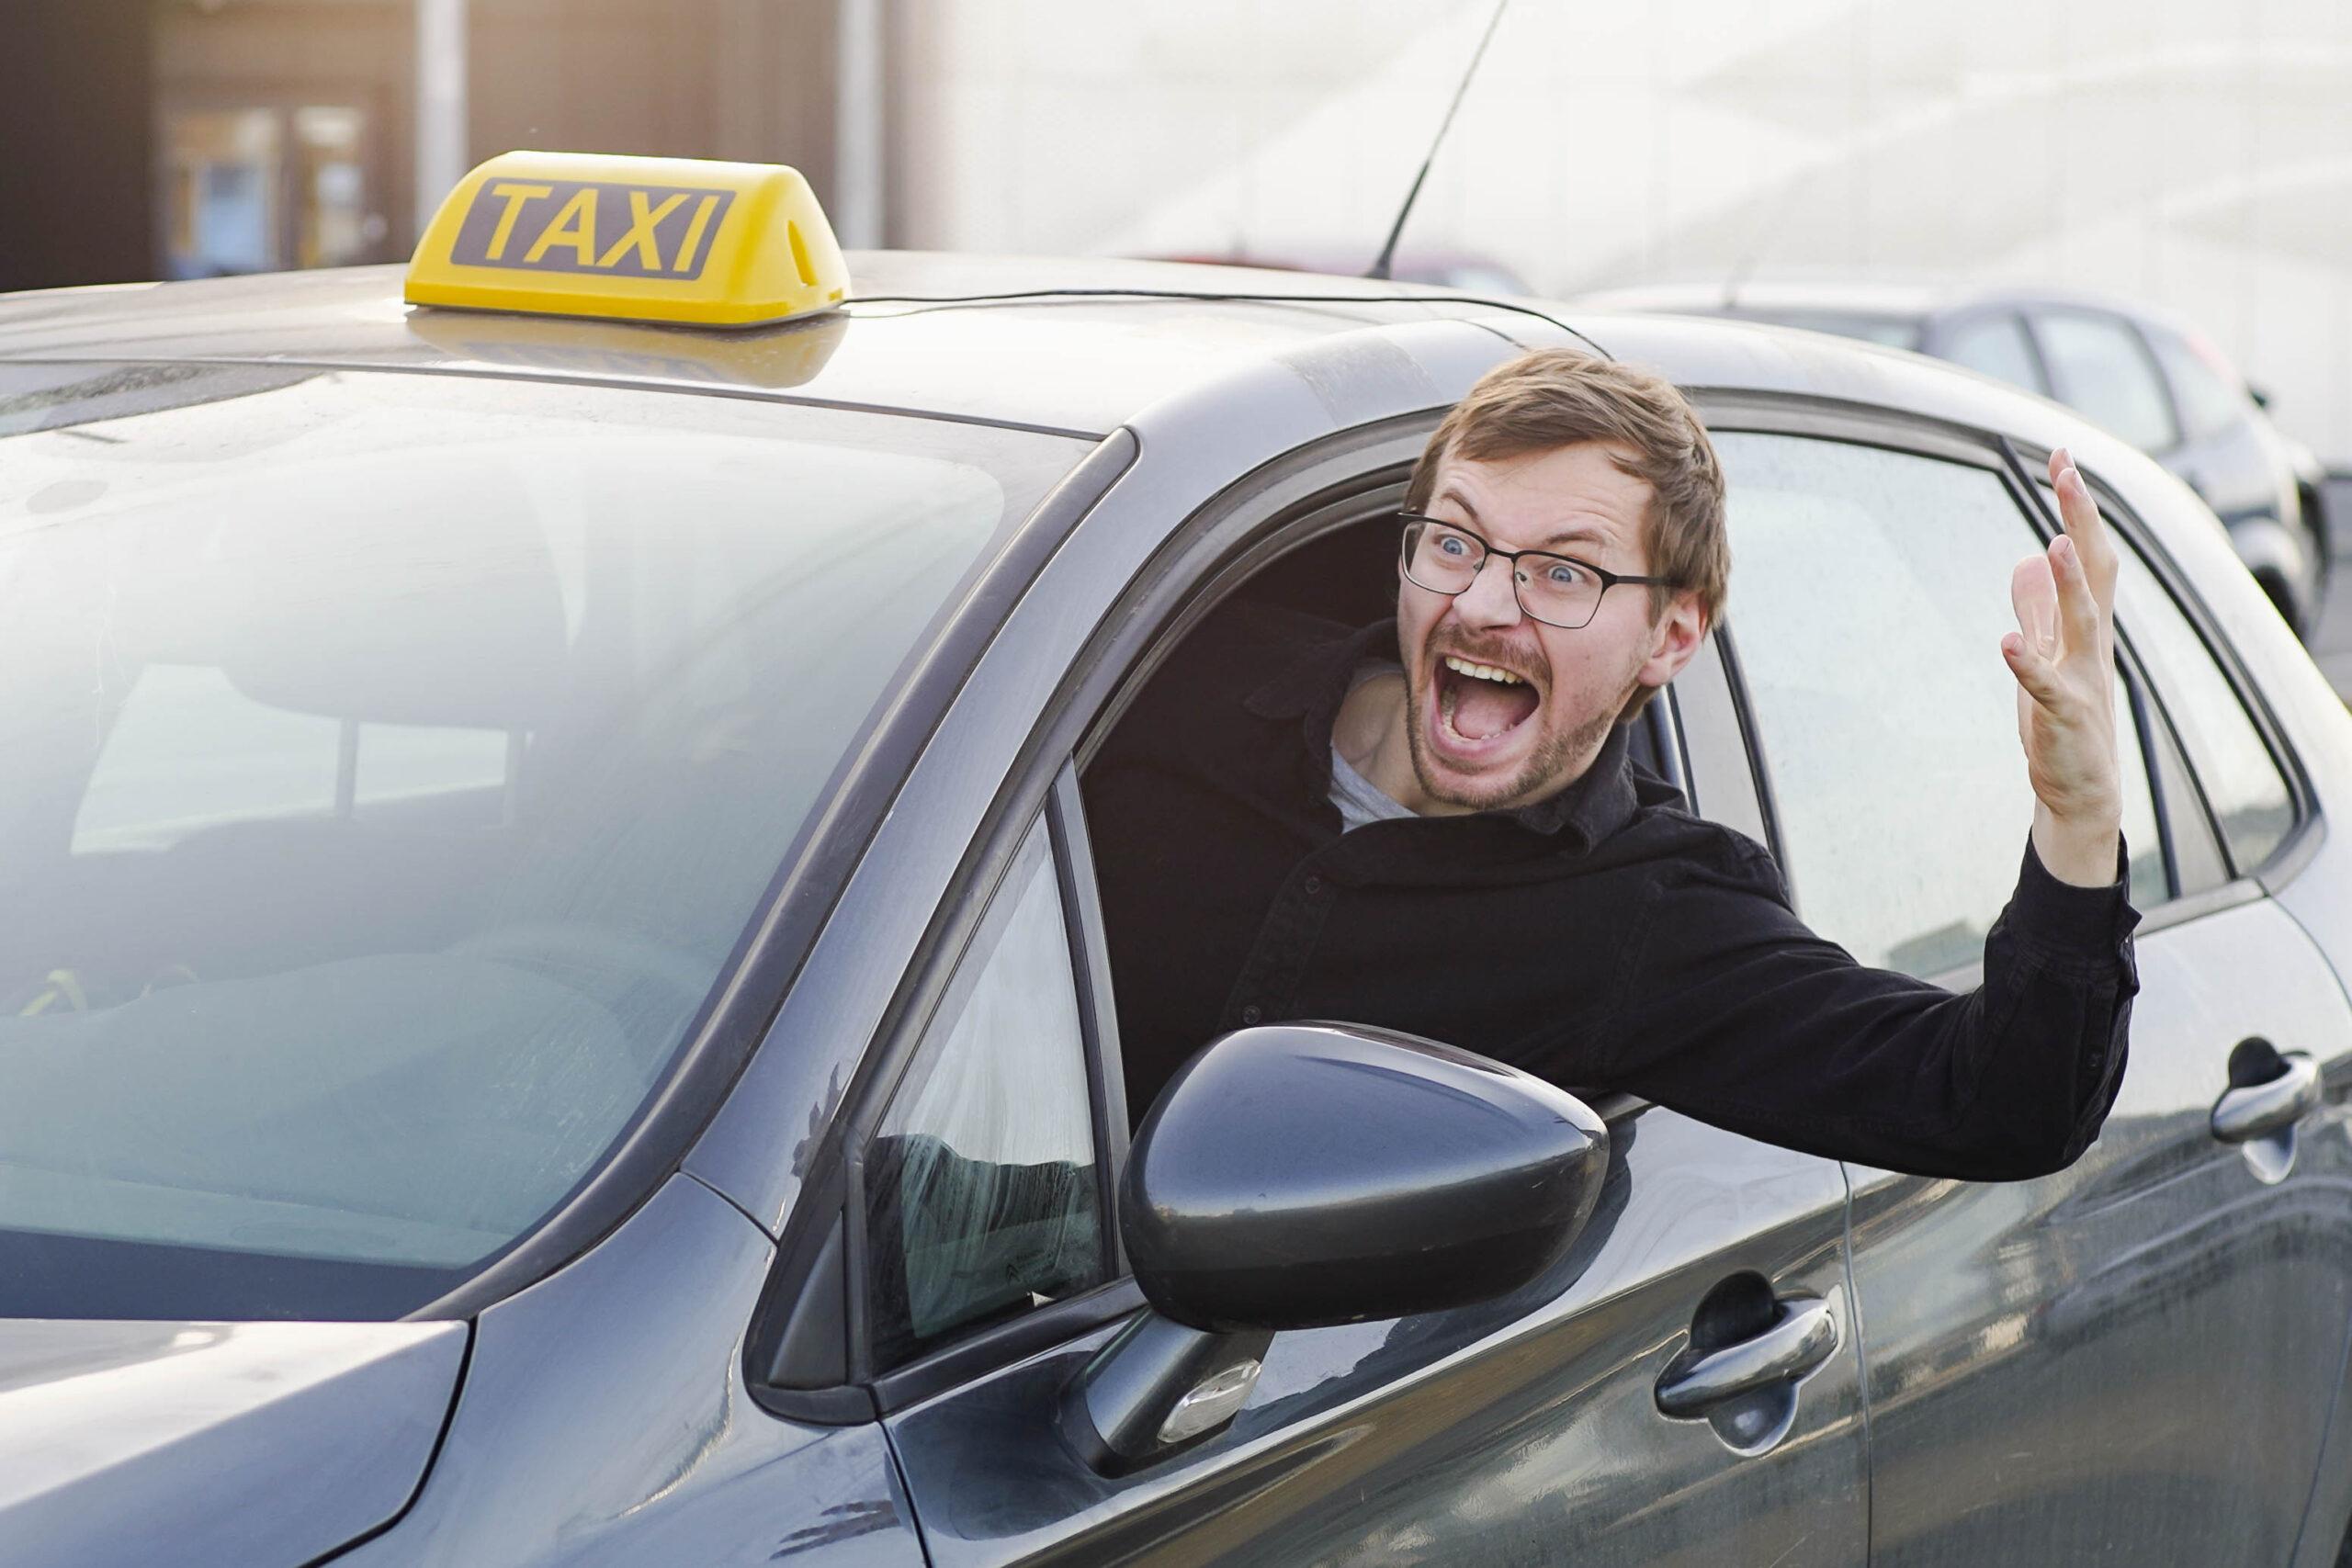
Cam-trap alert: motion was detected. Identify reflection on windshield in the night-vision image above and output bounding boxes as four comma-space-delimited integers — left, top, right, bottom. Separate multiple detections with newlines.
0, 367, 1082, 1319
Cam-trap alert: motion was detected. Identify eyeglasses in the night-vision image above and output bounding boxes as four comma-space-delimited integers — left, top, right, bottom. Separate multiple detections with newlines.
1397, 514, 1679, 630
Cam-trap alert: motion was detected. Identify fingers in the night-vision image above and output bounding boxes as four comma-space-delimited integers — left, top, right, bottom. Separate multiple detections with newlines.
2042, 446, 2116, 660
2002, 629, 2065, 710
2010, 552, 2058, 655
2049, 531, 2104, 660
2047, 446, 2118, 610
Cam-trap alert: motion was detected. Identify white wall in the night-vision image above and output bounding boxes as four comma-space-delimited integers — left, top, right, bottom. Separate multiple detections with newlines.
896, 0, 2352, 463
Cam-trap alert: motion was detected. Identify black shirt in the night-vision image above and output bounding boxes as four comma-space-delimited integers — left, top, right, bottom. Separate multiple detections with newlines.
1082, 603, 2140, 1181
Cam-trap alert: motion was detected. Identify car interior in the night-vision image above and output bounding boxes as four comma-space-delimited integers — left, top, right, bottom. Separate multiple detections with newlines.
0, 494, 810, 1305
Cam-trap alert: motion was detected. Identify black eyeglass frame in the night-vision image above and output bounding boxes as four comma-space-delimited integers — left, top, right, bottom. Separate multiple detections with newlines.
1396, 513, 1681, 629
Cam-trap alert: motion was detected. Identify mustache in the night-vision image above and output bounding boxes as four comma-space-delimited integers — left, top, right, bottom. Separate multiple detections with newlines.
1423, 630, 1547, 682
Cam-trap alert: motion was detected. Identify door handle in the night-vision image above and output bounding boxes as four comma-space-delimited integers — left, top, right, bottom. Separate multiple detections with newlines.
1655, 1296, 1838, 1418
2211, 1052, 2321, 1145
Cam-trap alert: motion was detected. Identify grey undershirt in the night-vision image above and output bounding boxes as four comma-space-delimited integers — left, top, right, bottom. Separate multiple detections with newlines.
1329, 660, 1418, 831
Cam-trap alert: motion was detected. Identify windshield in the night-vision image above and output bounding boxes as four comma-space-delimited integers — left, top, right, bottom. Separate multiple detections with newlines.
0, 363, 1086, 1320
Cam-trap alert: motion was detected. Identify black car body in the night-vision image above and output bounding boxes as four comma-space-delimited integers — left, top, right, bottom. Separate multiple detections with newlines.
5, 255, 2352, 1567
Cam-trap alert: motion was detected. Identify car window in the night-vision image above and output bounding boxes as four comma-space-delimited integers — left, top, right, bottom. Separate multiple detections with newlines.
1717, 433, 2165, 977
1734, 310, 1923, 350
865, 817, 1106, 1371
1939, 313, 2044, 394
2144, 326, 2250, 445
0, 363, 1087, 1321
2109, 537, 2297, 875
2032, 311, 2179, 453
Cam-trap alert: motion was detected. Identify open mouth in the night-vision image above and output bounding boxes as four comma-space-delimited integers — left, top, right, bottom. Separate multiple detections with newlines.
1432, 653, 1541, 752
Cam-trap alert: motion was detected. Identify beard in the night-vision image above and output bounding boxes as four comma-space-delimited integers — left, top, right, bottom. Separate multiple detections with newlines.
1402, 658, 1636, 814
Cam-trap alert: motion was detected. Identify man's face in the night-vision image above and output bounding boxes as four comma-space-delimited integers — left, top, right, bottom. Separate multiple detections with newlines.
1396, 442, 1701, 814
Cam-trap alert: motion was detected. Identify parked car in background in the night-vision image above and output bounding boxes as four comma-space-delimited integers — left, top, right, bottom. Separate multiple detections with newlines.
1579, 279, 2331, 637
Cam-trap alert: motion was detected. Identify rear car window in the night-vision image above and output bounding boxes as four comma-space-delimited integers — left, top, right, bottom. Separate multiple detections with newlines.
1735, 310, 1923, 350
1939, 313, 2044, 395
0, 362, 1085, 1319
1718, 432, 2166, 977
2144, 326, 2251, 445
2032, 311, 2178, 454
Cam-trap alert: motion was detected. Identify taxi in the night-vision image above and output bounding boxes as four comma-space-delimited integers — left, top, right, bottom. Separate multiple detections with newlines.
6, 153, 2352, 1568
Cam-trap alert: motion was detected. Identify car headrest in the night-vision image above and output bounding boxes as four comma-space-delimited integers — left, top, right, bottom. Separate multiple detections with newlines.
216, 469, 568, 733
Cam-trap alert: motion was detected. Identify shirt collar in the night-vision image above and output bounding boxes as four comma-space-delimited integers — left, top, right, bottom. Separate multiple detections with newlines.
1242, 617, 1640, 849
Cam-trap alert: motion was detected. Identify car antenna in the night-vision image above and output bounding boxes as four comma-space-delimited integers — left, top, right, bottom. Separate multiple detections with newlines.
1366, 0, 1511, 281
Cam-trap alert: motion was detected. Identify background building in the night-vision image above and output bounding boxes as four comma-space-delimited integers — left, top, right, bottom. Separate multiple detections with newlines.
2, 0, 853, 287
6, 0, 2348, 465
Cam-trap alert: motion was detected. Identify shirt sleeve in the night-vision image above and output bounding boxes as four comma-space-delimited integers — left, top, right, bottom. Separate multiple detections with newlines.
1594, 833, 2140, 1180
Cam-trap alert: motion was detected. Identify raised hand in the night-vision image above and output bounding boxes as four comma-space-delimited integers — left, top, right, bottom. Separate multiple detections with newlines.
2001, 448, 2124, 887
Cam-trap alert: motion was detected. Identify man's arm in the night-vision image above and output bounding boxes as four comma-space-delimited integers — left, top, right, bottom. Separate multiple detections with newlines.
1591, 831, 2136, 1180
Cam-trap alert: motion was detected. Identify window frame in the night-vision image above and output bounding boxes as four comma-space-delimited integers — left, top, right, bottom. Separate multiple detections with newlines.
1697, 621, 1789, 876
745, 766, 1147, 1426
854, 792, 1119, 1376
2120, 631, 2234, 906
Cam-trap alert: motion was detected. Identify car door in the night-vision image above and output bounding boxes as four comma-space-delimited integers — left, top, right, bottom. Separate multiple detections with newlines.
1700, 414, 2352, 1564
859, 776, 1865, 1568
746, 440, 1873, 1566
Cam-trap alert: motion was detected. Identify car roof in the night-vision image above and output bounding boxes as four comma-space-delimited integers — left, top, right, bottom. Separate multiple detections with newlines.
0, 252, 2129, 474
0, 254, 1556, 439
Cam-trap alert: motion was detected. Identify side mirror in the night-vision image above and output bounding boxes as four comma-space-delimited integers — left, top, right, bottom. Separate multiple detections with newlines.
1061, 1023, 1609, 1473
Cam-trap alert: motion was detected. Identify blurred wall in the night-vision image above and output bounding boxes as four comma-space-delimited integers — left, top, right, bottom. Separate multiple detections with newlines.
153, 0, 838, 268
0, 0, 155, 291
894, 0, 2352, 465
467, 0, 838, 193
0, 0, 841, 288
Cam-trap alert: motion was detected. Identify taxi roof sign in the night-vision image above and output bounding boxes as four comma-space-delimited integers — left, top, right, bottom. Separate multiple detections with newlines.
405, 151, 849, 328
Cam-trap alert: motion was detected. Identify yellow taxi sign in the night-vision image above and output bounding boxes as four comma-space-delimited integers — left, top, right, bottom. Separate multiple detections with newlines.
405, 151, 849, 328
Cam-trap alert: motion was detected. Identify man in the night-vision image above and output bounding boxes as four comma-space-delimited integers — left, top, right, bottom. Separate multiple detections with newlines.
1084, 349, 2135, 1180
